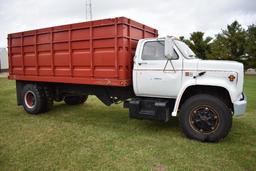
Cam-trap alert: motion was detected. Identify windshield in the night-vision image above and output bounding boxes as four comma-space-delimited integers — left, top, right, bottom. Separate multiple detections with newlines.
174, 40, 197, 59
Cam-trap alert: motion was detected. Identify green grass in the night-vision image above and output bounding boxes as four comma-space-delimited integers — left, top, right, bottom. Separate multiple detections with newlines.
0, 76, 255, 171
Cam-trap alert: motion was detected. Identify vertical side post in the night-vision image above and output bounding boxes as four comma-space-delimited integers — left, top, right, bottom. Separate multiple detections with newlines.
128, 19, 132, 79
35, 31, 38, 76
7, 35, 13, 75
90, 22, 94, 77
21, 33, 24, 75
114, 18, 119, 78
69, 26, 73, 77
50, 28, 54, 76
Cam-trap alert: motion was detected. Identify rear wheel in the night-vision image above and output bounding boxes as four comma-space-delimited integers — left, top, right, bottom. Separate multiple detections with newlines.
41, 87, 53, 112
179, 94, 232, 142
22, 84, 52, 114
64, 95, 88, 105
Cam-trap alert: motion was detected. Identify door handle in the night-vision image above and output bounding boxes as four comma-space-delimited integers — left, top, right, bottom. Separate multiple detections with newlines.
153, 77, 162, 80
138, 62, 147, 65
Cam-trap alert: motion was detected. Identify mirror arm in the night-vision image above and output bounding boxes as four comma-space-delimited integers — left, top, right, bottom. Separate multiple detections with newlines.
170, 60, 176, 73
163, 59, 168, 72
163, 59, 176, 73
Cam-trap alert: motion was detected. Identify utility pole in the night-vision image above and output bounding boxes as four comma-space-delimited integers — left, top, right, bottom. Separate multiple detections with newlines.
85, 0, 92, 21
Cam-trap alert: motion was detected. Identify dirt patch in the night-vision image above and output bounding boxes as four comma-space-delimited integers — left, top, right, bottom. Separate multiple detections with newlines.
153, 162, 167, 171
0, 72, 8, 78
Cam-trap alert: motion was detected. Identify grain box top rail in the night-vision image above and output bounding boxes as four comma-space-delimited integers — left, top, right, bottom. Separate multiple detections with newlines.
8, 17, 158, 38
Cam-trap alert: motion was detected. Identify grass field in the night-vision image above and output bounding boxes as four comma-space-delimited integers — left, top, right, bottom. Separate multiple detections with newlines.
0, 76, 255, 170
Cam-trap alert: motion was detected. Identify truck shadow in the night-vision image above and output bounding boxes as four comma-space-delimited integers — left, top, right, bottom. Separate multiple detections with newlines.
46, 101, 181, 136
42, 101, 249, 143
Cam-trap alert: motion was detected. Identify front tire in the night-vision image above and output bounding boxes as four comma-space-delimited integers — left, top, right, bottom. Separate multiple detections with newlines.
179, 94, 232, 142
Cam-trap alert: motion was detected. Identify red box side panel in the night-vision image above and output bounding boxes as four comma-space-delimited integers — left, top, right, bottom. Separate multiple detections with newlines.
8, 17, 158, 87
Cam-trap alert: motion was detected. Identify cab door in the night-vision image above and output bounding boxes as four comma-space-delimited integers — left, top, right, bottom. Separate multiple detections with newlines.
133, 40, 183, 98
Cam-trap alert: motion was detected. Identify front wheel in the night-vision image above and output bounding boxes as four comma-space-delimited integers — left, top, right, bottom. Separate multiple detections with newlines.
179, 94, 232, 142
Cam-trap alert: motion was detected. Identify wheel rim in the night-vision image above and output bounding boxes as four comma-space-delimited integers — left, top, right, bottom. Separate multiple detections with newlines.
24, 91, 36, 109
189, 105, 220, 134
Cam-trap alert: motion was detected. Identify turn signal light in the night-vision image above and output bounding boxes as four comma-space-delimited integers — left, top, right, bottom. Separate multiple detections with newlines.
228, 75, 236, 82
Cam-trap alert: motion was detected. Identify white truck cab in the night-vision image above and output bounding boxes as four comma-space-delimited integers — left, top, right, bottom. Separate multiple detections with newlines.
127, 36, 247, 142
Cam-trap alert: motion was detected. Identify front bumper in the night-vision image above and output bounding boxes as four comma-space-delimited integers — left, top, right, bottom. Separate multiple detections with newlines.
233, 93, 247, 117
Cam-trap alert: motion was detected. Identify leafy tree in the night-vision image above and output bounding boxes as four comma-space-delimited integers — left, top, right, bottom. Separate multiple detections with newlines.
208, 34, 230, 60
179, 36, 185, 41
245, 24, 256, 68
183, 32, 212, 59
179, 20, 255, 69
210, 21, 246, 62
224, 21, 246, 61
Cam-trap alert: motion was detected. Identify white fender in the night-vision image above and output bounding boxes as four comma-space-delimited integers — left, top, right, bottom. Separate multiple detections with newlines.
171, 76, 238, 116
171, 79, 196, 116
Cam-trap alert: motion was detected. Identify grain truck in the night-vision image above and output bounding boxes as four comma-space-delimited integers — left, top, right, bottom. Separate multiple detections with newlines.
8, 17, 247, 142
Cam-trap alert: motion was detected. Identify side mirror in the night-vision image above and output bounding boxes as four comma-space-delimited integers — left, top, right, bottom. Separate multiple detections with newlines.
165, 37, 176, 60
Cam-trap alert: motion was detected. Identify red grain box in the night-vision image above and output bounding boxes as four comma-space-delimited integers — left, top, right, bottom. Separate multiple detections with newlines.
8, 17, 158, 86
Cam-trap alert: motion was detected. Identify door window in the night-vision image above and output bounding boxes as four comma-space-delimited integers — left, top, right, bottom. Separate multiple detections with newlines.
141, 41, 165, 60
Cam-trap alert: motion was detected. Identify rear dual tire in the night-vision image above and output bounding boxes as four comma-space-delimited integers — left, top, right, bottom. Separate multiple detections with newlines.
21, 84, 87, 114
22, 84, 53, 114
179, 94, 232, 142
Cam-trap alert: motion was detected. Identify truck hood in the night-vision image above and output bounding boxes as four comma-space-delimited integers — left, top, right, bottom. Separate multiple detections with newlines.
197, 60, 244, 73
196, 59, 244, 98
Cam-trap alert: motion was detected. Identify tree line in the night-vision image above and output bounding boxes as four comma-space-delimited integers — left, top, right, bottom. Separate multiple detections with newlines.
179, 21, 256, 69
